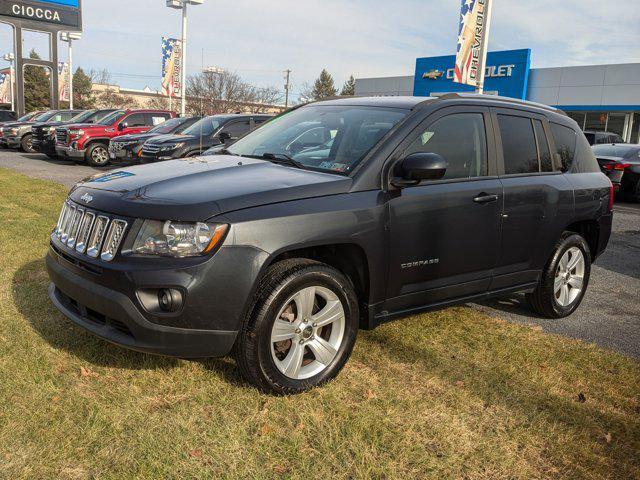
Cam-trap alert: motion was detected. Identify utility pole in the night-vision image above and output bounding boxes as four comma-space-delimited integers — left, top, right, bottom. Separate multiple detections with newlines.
284, 69, 291, 108
166, 0, 204, 116
2, 53, 15, 112
60, 32, 81, 109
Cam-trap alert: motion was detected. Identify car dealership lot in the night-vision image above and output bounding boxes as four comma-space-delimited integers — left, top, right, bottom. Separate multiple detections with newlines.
0, 149, 638, 358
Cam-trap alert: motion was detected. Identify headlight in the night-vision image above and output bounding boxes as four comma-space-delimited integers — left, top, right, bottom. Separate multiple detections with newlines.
131, 220, 228, 257
70, 129, 84, 136
161, 142, 184, 151
9, 128, 18, 135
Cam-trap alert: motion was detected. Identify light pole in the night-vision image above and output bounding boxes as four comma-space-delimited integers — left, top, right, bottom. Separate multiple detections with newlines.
60, 31, 82, 109
166, 0, 204, 116
2, 53, 15, 112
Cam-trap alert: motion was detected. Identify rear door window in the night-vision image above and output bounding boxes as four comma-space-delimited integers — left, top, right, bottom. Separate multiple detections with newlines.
498, 114, 539, 174
124, 113, 147, 127
148, 113, 171, 126
220, 121, 250, 139
550, 123, 577, 172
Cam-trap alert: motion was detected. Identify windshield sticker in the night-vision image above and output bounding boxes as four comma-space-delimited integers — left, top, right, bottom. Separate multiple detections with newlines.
319, 161, 333, 169
330, 163, 348, 172
87, 171, 136, 183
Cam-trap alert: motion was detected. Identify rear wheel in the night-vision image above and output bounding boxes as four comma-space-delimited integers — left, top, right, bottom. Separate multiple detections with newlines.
526, 233, 591, 318
234, 259, 359, 395
85, 143, 110, 167
21, 134, 35, 153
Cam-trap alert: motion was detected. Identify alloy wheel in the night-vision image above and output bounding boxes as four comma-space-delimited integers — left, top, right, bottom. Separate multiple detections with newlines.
554, 247, 585, 307
92, 146, 109, 165
270, 286, 346, 380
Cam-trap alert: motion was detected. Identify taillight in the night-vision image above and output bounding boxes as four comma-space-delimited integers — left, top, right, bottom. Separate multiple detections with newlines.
615, 163, 631, 171
608, 180, 614, 212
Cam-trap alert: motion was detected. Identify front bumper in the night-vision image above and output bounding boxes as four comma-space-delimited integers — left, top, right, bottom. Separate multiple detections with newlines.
56, 144, 85, 158
46, 235, 268, 358
34, 137, 57, 155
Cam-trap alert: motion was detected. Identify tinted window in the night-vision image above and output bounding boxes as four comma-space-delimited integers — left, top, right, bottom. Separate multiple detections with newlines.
183, 117, 221, 136
498, 115, 539, 174
533, 120, 553, 172
221, 121, 250, 138
405, 113, 487, 180
98, 110, 126, 125
550, 123, 577, 172
124, 113, 147, 127
148, 117, 183, 134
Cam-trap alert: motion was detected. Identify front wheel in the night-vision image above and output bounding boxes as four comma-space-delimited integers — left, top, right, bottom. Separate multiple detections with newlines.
85, 143, 110, 167
526, 233, 591, 318
21, 134, 35, 153
234, 259, 359, 395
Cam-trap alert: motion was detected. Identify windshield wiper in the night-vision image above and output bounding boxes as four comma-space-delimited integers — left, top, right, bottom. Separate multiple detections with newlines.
261, 152, 305, 169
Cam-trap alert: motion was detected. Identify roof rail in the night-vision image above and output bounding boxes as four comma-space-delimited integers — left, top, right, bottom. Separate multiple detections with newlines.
434, 92, 567, 116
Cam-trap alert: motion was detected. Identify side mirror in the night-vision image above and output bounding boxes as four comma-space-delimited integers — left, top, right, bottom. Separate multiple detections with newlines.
393, 152, 448, 187
218, 131, 232, 144
117, 122, 126, 131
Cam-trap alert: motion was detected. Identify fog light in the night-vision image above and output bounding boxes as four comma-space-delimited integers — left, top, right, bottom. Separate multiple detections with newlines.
158, 289, 182, 313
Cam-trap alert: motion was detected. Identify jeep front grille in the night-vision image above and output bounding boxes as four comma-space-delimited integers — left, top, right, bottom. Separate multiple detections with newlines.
54, 200, 128, 262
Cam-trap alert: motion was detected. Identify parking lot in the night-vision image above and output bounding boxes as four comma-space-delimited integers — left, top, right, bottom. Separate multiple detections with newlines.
1, 149, 639, 359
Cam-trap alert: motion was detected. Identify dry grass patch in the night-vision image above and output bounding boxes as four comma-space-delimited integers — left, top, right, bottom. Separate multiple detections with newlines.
0, 167, 638, 479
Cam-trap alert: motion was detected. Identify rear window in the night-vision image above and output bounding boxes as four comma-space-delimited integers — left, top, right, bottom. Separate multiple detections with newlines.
592, 145, 635, 158
550, 123, 577, 172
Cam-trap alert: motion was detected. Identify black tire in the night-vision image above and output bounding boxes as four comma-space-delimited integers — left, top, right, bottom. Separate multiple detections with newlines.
234, 259, 359, 395
21, 134, 35, 153
525, 233, 591, 319
85, 143, 110, 167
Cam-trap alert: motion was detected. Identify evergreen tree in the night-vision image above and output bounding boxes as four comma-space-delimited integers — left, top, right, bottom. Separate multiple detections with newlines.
24, 50, 51, 112
311, 69, 337, 100
72, 67, 95, 109
340, 75, 356, 96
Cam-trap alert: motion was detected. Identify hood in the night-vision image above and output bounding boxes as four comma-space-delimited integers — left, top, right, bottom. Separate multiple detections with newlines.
69, 155, 351, 221
145, 134, 196, 145
114, 132, 177, 143
57, 122, 97, 131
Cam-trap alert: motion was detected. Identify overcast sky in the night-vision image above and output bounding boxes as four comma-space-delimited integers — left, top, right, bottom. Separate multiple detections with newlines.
1, 0, 639, 102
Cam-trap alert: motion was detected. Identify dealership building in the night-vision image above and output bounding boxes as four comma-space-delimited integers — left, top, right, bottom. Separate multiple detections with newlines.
355, 49, 640, 144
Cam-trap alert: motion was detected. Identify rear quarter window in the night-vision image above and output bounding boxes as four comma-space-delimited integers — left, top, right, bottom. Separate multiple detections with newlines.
550, 123, 577, 172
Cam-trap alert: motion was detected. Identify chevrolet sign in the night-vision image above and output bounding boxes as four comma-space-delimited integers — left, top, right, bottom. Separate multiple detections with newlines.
423, 69, 444, 80
0, 0, 81, 28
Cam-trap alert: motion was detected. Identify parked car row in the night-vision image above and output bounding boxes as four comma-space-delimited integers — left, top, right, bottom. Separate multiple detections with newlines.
594, 143, 640, 202
0, 107, 274, 167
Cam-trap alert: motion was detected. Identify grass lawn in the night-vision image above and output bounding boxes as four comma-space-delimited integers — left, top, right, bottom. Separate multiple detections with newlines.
0, 167, 638, 480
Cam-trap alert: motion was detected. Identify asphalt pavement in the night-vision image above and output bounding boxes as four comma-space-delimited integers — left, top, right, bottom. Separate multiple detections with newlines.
1, 149, 639, 358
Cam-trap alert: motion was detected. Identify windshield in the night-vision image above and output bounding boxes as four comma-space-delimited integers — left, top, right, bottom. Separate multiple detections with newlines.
226, 105, 408, 174
97, 110, 126, 126
33, 110, 57, 122
69, 110, 96, 123
18, 112, 36, 122
182, 117, 220, 136
592, 145, 637, 158
148, 117, 184, 134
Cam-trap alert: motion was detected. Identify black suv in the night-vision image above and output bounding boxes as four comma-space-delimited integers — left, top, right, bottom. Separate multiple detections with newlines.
108, 116, 201, 164
140, 114, 271, 161
33, 109, 117, 158
46, 95, 612, 394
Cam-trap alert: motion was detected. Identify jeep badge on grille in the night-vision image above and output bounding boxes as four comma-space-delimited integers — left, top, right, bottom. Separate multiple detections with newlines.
80, 193, 93, 204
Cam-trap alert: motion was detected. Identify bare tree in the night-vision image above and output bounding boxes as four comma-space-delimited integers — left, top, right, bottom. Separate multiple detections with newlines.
95, 88, 138, 109
186, 70, 282, 115
90, 68, 113, 85
146, 95, 171, 110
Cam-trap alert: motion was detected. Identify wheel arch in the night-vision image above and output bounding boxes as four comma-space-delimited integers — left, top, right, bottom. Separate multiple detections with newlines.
262, 243, 371, 328
565, 219, 600, 260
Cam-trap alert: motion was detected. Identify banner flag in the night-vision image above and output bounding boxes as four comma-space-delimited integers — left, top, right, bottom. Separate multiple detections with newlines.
0, 69, 11, 104
58, 62, 70, 102
454, 0, 492, 88
162, 37, 182, 97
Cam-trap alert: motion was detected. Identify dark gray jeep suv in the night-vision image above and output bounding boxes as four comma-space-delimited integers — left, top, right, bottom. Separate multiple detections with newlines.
46, 94, 613, 394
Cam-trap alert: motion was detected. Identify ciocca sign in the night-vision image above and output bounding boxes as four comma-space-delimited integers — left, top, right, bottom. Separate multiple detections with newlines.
0, 0, 81, 29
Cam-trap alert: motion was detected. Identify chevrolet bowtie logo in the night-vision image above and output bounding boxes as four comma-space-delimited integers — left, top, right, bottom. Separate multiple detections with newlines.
423, 69, 444, 80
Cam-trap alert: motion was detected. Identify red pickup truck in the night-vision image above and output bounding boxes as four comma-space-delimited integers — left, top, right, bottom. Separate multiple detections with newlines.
56, 109, 176, 166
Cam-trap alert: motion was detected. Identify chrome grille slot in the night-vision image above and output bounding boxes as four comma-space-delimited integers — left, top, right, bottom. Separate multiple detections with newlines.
142, 144, 161, 154
87, 216, 110, 258
75, 211, 96, 253
56, 129, 68, 144
100, 220, 128, 262
60, 204, 76, 244
67, 208, 84, 248
55, 202, 69, 236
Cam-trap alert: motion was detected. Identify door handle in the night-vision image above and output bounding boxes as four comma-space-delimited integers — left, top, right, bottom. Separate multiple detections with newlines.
473, 193, 499, 204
